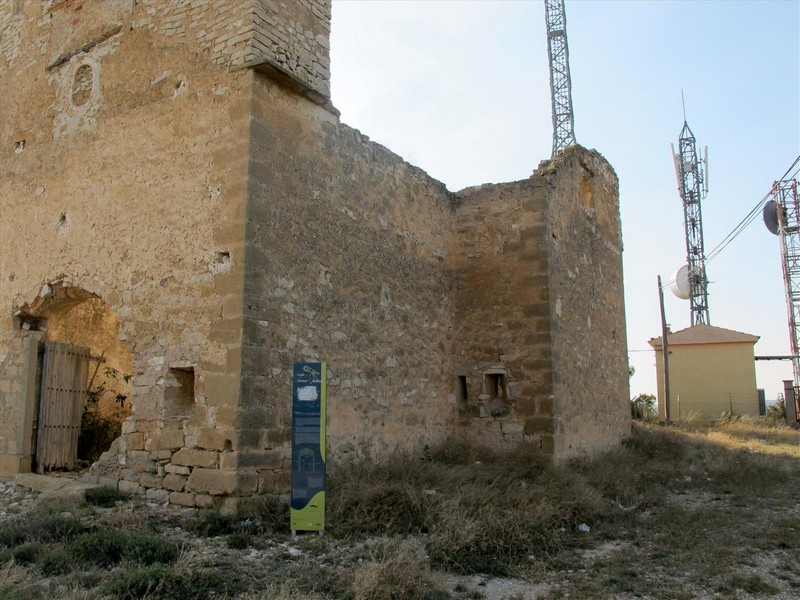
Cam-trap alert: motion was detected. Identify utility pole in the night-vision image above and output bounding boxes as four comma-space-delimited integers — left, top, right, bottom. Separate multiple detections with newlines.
671, 101, 710, 326
658, 276, 672, 423
544, 0, 576, 156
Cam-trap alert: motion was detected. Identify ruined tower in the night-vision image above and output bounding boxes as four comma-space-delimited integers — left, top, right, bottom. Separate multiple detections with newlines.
0, 1, 629, 507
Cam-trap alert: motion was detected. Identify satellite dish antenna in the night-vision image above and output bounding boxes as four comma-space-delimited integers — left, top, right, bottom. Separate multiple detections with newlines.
763, 200, 780, 236
670, 265, 691, 300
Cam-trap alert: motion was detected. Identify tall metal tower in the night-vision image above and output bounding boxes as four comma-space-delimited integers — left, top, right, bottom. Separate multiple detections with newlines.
770, 179, 800, 420
544, 0, 576, 156
671, 120, 710, 325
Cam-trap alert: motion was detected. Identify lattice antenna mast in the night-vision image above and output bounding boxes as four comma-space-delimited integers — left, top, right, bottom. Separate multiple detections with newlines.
671, 116, 710, 326
772, 179, 800, 418
544, 0, 576, 156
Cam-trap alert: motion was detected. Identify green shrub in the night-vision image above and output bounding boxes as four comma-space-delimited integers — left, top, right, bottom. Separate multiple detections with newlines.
11, 542, 43, 565
37, 549, 73, 575
766, 400, 786, 422
85, 486, 124, 508
631, 393, 657, 421
226, 532, 252, 549
126, 534, 180, 565
104, 564, 170, 600
38, 514, 86, 542
243, 495, 291, 536
0, 512, 85, 548
69, 528, 127, 567
187, 510, 238, 537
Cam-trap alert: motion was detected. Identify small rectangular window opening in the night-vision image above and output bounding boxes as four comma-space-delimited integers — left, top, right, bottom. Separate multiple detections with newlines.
484, 373, 507, 401
456, 375, 468, 411
165, 367, 195, 416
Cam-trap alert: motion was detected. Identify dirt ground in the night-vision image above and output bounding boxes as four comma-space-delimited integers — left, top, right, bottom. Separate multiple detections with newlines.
1, 420, 799, 599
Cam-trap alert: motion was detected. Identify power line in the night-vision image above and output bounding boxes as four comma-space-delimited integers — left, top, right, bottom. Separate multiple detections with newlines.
705, 155, 800, 265
659, 155, 800, 291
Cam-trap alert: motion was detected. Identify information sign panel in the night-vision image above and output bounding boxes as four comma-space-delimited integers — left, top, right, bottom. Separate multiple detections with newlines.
290, 362, 326, 531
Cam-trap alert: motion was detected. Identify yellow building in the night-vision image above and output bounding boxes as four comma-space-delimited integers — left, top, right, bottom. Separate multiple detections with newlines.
649, 324, 760, 420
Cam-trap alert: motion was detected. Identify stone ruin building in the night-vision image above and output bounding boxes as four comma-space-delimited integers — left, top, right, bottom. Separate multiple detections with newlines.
0, 0, 630, 510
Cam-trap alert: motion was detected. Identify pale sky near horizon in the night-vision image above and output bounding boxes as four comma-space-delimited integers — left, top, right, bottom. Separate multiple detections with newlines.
329, 0, 800, 402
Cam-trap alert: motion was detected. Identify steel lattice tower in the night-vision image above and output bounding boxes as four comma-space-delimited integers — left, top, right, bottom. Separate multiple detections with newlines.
773, 179, 800, 418
544, 0, 575, 156
672, 121, 710, 325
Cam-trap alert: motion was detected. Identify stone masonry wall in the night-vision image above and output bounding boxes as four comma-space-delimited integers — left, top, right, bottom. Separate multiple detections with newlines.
1, 1, 630, 506
0, 334, 41, 476
448, 147, 630, 459
239, 73, 457, 495
0, 1, 252, 505
544, 147, 630, 460
249, 0, 331, 99
449, 177, 555, 452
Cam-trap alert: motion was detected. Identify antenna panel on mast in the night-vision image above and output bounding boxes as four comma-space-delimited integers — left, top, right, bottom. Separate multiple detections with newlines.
673, 112, 711, 326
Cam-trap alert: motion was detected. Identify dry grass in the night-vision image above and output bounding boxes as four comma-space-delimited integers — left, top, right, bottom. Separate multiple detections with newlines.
1, 417, 798, 599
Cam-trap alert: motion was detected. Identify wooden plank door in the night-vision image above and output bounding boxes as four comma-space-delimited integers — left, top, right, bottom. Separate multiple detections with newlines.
36, 341, 90, 472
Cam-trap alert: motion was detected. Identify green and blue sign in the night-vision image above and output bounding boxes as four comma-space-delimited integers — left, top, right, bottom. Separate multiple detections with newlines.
290, 362, 326, 532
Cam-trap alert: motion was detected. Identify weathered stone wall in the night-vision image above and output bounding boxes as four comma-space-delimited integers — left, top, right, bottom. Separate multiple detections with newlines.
249, 0, 331, 100
449, 177, 555, 452
240, 73, 457, 494
1, 1, 630, 505
0, 0, 252, 503
449, 147, 629, 459
543, 147, 630, 459
0, 334, 41, 476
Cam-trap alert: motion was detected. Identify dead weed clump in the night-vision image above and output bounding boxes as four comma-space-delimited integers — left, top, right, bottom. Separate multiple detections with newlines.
352, 538, 449, 600
329, 443, 608, 576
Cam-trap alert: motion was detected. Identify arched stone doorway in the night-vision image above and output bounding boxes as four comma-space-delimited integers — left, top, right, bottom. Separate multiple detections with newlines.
15, 281, 133, 471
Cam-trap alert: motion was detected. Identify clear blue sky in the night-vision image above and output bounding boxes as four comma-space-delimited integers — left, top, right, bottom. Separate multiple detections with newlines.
330, 0, 800, 401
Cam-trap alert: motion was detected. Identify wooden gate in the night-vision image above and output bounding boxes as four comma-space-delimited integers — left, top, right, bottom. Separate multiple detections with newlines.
36, 341, 90, 472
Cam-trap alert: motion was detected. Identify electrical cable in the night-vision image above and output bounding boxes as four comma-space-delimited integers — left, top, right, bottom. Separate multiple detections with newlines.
660, 155, 800, 290
705, 155, 799, 265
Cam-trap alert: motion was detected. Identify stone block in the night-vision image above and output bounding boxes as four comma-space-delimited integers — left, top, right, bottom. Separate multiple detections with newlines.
119, 479, 141, 495
236, 450, 283, 469
160, 430, 185, 450
524, 416, 554, 435
150, 450, 173, 460
126, 432, 144, 450
194, 494, 217, 509
197, 429, 234, 451
165, 464, 191, 475
164, 473, 187, 491
171, 448, 219, 468
219, 452, 237, 470
132, 460, 156, 473
237, 428, 262, 448
500, 421, 525, 436
204, 373, 240, 404
186, 468, 237, 496
257, 469, 275, 493
136, 420, 158, 433
170, 492, 196, 507
128, 450, 150, 463
139, 474, 163, 489
146, 488, 170, 503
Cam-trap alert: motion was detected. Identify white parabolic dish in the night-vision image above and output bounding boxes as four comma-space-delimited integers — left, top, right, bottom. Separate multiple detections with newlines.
670, 265, 690, 300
